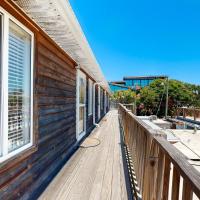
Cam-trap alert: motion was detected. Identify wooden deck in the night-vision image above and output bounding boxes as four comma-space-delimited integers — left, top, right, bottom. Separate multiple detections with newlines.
39, 110, 129, 200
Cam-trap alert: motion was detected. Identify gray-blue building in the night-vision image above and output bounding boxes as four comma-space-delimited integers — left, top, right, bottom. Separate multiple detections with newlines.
109, 75, 167, 92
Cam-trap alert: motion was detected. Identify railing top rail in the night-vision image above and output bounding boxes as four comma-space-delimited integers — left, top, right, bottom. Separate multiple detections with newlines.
119, 103, 165, 136
119, 103, 200, 198
122, 103, 135, 106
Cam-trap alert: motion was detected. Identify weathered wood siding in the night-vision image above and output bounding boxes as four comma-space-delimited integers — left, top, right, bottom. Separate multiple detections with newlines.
0, 2, 110, 200
0, 25, 77, 200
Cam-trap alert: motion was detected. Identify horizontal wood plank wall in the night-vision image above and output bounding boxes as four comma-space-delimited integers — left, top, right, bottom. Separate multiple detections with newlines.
0, 27, 77, 200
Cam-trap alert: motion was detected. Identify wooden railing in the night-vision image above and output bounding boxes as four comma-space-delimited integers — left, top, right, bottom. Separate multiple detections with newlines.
123, 103, 136, 114
176, 107, 200, 122
119, 104, 200, 200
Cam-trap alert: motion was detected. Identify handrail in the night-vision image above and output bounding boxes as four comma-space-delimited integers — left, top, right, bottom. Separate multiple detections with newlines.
122, 103, 136, 114
119, 103, 200, 200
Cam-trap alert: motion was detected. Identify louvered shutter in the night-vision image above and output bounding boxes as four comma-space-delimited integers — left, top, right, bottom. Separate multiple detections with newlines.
8, 20, 31, 153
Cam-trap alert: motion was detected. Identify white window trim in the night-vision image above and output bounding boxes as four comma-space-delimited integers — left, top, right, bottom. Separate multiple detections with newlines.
98, 86, 101, 120
76, 68, 87, 141
0, 6, 34, 163
88, 79, 93, 116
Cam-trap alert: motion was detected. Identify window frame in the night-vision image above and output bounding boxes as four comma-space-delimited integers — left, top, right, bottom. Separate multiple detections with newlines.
88, 79, 93, 116
0, 7, 34, 164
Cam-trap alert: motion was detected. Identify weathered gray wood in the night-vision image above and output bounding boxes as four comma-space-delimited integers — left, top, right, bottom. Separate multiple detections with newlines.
182, 180, 193, 200
156, 136, 200, 198
119, 103, 200, 200
162, 155, 171, 200
156, 149, 165, 200
39, 111, 128, 200
0, 21, 77, 199
171, 166, 180, 200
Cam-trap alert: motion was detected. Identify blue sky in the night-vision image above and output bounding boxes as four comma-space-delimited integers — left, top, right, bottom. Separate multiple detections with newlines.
70, 0, 200, 85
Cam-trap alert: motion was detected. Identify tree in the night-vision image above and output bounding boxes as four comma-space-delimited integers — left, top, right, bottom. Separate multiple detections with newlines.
111, 89, 136, 104
139, 79, 198, 117
139, 87, 159, 115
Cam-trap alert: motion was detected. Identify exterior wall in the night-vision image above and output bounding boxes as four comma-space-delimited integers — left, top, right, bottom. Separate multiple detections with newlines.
0, 2, 110, 200
0, 2, 77, 200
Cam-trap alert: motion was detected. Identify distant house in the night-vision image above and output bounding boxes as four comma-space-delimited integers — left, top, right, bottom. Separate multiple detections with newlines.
109, 75, 168, 92
0, 0, 110, 199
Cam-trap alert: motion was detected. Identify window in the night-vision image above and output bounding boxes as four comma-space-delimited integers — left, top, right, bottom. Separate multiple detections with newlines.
125, 80, 132, 86
100, 88, 103, 111
78, 74, 86, 134
104, 91, 106, 113
0, 8, 34, 163
88, 79, 93, 115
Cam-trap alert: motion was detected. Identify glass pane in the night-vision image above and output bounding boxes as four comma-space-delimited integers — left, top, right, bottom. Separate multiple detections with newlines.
8, 20, 31, 152
79, 76, 85, 104
100, 89, 103, 111
79, 106, 84, 134
88, 80, 93, 114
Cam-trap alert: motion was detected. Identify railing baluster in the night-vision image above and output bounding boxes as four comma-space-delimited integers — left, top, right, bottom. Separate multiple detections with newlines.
171, 166, 180, 200
156, 149, 165, 200
118, 104, 200, 200
182, 181, 193, 200
162, 155, 171, 200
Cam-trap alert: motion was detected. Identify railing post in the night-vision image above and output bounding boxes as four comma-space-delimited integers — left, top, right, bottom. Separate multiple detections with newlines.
194, 109, 197, 121
183, 108, 186, 118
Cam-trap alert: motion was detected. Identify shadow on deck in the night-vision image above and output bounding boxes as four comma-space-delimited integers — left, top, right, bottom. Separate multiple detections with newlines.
39, 110, 132, 200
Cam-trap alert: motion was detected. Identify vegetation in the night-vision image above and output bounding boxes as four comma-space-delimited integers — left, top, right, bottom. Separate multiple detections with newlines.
112, 79, 200, 117
111, 89, 136, 104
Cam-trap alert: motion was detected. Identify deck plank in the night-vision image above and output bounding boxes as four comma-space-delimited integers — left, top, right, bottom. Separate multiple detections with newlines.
39, 111, 128, 200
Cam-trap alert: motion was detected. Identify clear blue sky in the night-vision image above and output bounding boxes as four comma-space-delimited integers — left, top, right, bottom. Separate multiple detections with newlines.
70, 0, 200, 85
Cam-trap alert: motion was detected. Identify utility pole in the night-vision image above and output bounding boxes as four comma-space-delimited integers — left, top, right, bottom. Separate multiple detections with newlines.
165, 77, 169, 119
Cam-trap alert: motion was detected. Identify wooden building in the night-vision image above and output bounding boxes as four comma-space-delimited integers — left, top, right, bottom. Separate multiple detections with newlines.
0, 0, 110, 199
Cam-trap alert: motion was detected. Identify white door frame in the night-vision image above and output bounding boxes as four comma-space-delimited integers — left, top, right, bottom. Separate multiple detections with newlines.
76, 68, 87, 141
104, 91, 106, 114
98, 86, 101, 120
